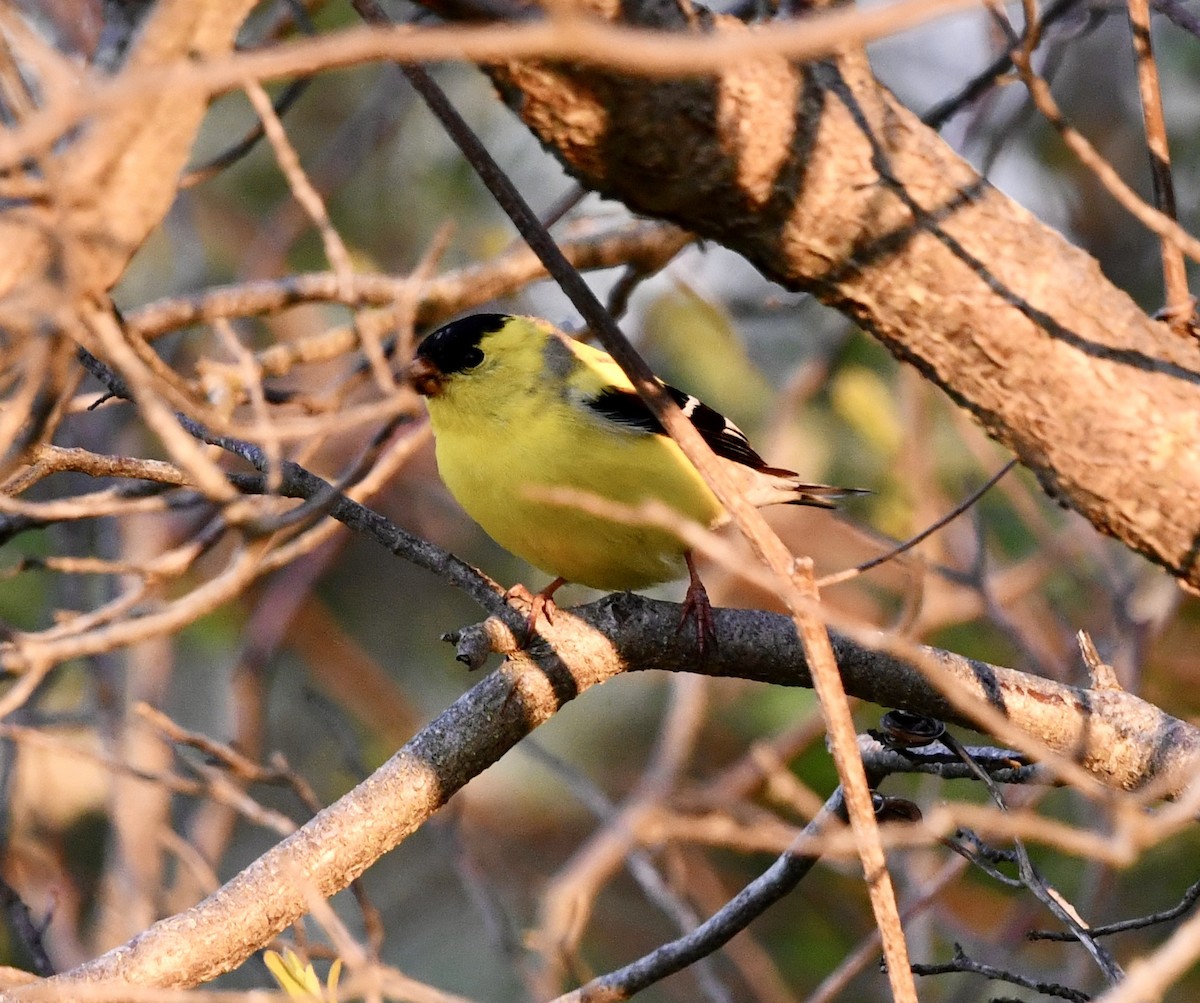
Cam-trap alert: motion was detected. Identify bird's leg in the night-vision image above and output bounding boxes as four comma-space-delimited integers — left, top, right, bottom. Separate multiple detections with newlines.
678, 552, 717, 656
506, 577, 567, 643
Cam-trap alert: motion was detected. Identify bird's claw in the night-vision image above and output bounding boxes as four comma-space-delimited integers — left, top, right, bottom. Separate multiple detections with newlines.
678, 556, 718, 658
505, 578, 566, 646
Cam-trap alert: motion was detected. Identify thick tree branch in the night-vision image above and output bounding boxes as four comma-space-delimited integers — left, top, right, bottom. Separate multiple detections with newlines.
539, 595, 1200, 794
26, 592, 1198, 992
122, 218, 691, 340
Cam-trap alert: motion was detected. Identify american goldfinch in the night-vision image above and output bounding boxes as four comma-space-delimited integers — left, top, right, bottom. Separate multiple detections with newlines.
408, 313, 860, 644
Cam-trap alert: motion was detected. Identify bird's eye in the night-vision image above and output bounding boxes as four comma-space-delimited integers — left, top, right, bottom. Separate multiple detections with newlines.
461, 346, 485, 369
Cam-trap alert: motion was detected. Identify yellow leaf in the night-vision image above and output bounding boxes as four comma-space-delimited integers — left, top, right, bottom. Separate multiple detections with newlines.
263, 949, 329, 1002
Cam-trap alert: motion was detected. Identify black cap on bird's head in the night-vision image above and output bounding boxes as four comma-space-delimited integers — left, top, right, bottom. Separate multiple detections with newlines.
408, 313, 510, 397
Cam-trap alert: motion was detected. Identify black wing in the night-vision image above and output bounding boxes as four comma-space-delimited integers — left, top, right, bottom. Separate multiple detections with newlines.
586, 385, 768, 470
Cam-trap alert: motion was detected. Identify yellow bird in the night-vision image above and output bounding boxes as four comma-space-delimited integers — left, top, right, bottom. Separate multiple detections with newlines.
408, 313, 859, 643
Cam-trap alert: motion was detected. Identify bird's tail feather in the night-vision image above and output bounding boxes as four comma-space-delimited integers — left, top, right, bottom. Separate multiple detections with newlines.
753, 467, 870, 509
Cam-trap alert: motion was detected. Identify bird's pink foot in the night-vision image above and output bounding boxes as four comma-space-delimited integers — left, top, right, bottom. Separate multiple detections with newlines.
677, 553, 718, 657
506, 577, 567, 645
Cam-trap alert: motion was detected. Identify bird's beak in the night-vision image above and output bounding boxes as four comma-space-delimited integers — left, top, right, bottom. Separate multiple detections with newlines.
407, 356, 443, 397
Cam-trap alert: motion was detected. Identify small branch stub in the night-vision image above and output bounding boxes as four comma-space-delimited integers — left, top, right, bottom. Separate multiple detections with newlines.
1077, 630, 1123, 692
443, 616, 521, 668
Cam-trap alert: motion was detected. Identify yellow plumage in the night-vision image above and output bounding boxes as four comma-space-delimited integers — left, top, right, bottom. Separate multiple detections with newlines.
408, 313, 856, 599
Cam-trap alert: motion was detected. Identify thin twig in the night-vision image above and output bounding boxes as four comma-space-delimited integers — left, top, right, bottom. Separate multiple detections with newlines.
1029, 878, 1200, 941
941, 732, 1123, 984
1010, 36, 1200, 268
124, 220, 691, 342
244, 80, 356, 304
1126, 0, 1193, 332
920, 0, 1083, 129
552, 790, 846, 1002
912, 942, 1090, 1001
180, 78, 310, 188
818, 459, 1016, 587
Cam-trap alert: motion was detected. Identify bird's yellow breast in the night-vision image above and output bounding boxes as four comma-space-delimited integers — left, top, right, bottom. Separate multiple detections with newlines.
425, 379, 724, 591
